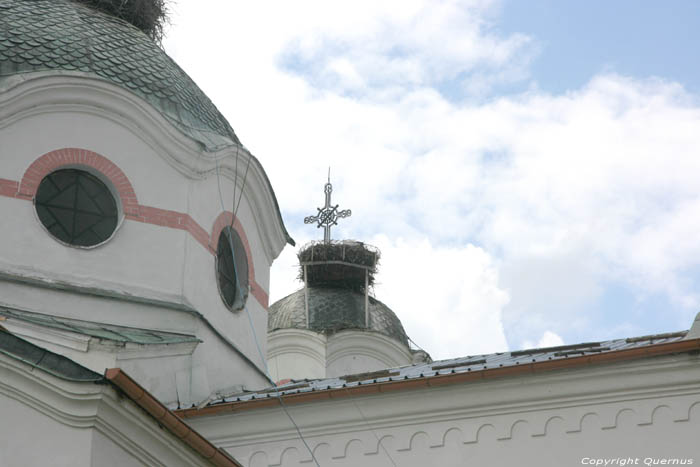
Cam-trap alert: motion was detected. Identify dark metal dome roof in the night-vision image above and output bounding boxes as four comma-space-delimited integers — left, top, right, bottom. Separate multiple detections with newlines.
0, 0, 239, 150
268, 287, 410, 347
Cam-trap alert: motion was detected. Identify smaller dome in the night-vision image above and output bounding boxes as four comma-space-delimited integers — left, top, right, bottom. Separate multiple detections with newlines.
268, 287, 409, 346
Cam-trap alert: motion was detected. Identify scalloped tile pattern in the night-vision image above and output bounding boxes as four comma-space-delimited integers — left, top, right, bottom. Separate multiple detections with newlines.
0, 0, 239, 150
268, 287, 410, 347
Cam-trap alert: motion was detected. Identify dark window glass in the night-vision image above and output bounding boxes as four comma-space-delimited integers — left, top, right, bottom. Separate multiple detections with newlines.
35, 169, 118, 247
216, 226, 249, 310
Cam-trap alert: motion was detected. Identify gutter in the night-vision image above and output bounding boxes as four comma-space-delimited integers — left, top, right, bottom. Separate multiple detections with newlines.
176, 337, 700, 419
105, 368, 241, 467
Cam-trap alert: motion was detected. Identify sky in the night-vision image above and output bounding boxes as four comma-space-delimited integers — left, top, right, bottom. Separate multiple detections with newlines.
163, 0, 700, 360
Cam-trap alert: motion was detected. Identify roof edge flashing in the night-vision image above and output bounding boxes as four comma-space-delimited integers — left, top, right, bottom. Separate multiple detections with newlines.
105, 368, 242, 467
685, 312, 700, 339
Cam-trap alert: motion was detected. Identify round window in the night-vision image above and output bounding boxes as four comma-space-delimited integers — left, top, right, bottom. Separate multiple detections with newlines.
216, 226, 249, 310
35, 169, 119, 247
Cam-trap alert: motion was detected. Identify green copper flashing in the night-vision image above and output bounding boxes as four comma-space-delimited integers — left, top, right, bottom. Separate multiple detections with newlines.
0, 307, 200, 345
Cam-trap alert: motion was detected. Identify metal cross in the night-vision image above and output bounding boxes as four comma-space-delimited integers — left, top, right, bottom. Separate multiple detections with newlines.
304, 172, 351, 243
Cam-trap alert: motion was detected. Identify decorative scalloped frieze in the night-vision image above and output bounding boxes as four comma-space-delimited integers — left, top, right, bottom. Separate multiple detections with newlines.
233, 395, 700, 466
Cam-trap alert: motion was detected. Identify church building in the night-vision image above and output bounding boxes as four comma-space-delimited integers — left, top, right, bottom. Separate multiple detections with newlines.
1, 1, 699, 466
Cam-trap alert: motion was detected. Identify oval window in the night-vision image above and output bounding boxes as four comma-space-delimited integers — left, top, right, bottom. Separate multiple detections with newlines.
35, 169, 119, 247
216, 226, 249, 310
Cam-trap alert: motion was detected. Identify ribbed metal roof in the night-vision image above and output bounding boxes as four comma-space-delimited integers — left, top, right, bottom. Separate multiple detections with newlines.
0, 0, 239, 150
268, 287, 410, 347
212, 330, 689, 403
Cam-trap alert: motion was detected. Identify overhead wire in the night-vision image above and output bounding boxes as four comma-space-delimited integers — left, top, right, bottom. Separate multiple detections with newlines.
343, 387, 397, 467
408, 336, 429, 355
233, 153, 251, 223
215, 153, 400, 467
231, 144, 239, 228
214, 152, 321, 467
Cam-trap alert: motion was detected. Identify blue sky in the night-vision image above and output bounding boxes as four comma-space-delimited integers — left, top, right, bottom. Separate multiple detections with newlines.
497, 0, 700, 345
499, 1, 700, 96
165, 0, 700, 359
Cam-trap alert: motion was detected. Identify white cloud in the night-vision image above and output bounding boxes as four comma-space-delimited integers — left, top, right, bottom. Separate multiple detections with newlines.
274, 0, 532, 96
522, 330, 564, 350
270, 233, 510, 360
164, 1, 700, 358
370, 235, 509, 359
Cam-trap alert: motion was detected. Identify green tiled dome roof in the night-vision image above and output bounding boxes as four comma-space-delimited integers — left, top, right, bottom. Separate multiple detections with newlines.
268, 287, 410, 347
0, 0, 239, 150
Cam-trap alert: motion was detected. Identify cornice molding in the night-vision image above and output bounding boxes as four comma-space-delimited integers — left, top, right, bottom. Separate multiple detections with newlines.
0, 261, 196, 313
186, 354, 700, 451
0, 261, 270, 382
0, 353, 219, 466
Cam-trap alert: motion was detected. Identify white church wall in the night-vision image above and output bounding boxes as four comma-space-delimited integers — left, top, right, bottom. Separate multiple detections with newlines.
267, 329, 417, 382
268, 329, 328, 382
0, 74, 284, 399
181, 224, 270, 380
0, 110, 188, 292
326, 331, 415, 378
185, 320, 274, 404
0, 273, 199, 335
0, 351, 214, 467
90, 431, 143, 467
0, 316, 197, 382
0, 390, 92, 466
187, 353, 700, 466
0, 194, 186, 300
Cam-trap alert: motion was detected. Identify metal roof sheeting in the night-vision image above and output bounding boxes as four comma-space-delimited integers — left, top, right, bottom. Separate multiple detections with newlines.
210, 330, 688, 404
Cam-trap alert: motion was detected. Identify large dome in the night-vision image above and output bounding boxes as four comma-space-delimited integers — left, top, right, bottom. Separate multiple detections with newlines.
0, 0, 238, 151
268, 287, 410, 347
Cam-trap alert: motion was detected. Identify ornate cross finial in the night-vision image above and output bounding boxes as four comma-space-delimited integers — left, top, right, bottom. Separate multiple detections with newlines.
304, 169, 351, 243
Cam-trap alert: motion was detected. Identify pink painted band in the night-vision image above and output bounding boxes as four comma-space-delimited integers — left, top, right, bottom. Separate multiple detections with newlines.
4, 148, 268, 308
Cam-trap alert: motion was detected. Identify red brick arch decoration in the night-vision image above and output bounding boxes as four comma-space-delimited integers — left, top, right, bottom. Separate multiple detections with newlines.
1, 148, 268, 308
210, 211, 268, 308
17, 148, 140, 216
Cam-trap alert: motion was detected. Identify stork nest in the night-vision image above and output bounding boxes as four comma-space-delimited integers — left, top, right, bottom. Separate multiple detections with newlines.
73, 0, 170, 43
297, 240, 380, 293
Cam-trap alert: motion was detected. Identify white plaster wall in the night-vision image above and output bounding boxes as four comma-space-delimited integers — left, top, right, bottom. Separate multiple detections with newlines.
0, 277, 198, 335
0, 392, 92, 467
242, 415, 700, 467
0, 114, 187, 299
181, 230, 270, 380
0, 110, 189, 293
0, 75, 286, 398
326, 331, 415, 378
0, 353, 217, 467
325, 354, 389, 378
90, 431, 143, 467
188, 354, 700, 467
267, 329, 415, 382
268, 329, 327, 382
0, 195, 187, 296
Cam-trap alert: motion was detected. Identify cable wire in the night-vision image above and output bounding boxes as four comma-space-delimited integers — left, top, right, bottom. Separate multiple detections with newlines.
233, 153, 252, 223
214, 153, 321, 467
343, 388, 397, 467
231, 144, 239, 228
216, 153, 397, 467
